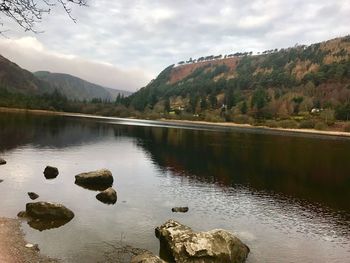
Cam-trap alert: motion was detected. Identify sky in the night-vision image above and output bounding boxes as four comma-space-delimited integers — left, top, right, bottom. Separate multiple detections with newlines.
0, 0, 349, 92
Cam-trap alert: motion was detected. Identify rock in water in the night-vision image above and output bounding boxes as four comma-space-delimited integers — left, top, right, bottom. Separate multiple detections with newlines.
17, 211, 27, 218
0, 179, 3, 183
131, 250, 166, 263
43, 166, 59, 179
96, 187, 117, 204
28, 192, 39, 200
171, 207, 189, 213
155, 220, 250, 263
0, 158, 6, 165
26, 202, 74, 220
75, 169, 113, 188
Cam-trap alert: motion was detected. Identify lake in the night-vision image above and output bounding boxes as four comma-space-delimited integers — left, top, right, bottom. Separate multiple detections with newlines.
0, 112, 349, 262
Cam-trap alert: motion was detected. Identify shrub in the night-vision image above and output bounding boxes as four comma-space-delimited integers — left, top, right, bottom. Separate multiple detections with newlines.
232, 115, 251, 124
203, 112, 225, 122
265, 120, 278, 128
299, 119, 315, 129
277, 120, 298, 129
314, 121, 328, 130
343, 122, 350, 132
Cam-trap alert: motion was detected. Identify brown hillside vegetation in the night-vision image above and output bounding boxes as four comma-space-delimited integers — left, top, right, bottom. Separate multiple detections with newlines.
169, 57, 239, 84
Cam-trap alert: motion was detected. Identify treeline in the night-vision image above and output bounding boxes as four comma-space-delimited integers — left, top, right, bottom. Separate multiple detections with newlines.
117, 37, 350, 131
0, 88, 133, 117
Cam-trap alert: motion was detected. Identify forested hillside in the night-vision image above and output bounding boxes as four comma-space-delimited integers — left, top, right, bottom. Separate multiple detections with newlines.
34, 71, 131, 101
0, 56, 131, 111
124, 36, 350, 130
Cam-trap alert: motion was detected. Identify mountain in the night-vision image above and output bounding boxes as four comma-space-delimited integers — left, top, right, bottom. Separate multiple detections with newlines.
127, 36, 350, 125
0, 54, 132, 102
34, 71, 132, 101
0, 55, 52, 94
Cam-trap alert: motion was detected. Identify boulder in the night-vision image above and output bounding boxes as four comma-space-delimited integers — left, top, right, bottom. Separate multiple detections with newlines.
131, 250, 166, 263
96, 187, 117, 204
155, 220, 250, 263
172, 207, 189, 213
0, 179, 3, 183
43, 166, 59, 179
26, 202, 74, 221
0, 158, 6, 165
28, 192, 39, 200
75, 169, 113, 189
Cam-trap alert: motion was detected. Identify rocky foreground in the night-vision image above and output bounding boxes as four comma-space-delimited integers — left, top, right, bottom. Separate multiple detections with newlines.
0, 217, 58, 263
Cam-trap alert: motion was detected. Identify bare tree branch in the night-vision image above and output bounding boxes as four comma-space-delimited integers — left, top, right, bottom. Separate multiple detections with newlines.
0, 0, 87, 33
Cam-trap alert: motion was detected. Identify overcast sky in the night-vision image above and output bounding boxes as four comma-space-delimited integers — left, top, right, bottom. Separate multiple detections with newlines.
0, 0, 349, 91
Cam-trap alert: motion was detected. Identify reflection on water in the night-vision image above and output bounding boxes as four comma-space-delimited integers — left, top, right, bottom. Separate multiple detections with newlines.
0, 112, 349, 263
27, 218, 74, 232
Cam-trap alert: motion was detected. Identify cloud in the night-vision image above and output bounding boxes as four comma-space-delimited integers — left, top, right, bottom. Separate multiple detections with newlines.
0, 0, 349, 91
0, 37, 152, 91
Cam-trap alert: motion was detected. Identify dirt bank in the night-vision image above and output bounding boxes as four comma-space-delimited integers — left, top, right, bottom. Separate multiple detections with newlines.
0, 217, 58, 263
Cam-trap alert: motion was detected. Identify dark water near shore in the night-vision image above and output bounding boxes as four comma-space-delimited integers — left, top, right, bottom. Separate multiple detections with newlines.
0, 112, 349, 262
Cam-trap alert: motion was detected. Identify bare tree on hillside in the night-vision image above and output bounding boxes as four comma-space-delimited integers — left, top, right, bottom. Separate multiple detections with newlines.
0, 0, 87, 33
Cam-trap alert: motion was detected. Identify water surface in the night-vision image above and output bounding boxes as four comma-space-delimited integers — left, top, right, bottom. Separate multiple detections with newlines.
0, 112, 349, 262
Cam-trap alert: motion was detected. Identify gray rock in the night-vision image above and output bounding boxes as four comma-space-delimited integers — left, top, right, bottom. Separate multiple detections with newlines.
96, 187, 117, 204
43, 166, 59, 179
131, 250, 166, 263
0, 179, 3, 183
18, 203, 74, 231
28, 192, 39, 200
26, 202, 74, 220
75, 169, 113, 188
172, 207, 189, 213
17, 211, 27, 218
0, 158, 6, 165
155, 220, 250, 263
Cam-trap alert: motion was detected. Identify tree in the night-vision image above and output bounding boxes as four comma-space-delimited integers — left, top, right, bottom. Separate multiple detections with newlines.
0, 0, 87, 32
240, 100, 248, 114
251, 87, 269, 110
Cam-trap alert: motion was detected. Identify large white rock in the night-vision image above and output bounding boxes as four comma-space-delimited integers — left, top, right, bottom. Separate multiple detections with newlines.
155, 220, 250, 263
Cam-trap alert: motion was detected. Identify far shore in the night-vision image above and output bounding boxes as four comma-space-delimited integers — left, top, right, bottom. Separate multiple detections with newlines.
1, 106, 350, 138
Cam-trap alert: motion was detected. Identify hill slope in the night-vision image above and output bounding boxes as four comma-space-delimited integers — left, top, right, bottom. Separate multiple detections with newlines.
127, 36, 350, 124
34, 71, 132, 101
0, 55, 52, 94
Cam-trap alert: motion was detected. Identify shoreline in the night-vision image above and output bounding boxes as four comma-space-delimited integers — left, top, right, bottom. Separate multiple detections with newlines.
0, 217, 58, 262
1, 106, 350, 138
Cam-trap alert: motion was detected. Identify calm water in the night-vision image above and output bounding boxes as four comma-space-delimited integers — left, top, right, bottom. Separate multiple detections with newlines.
0, 112, 349, 263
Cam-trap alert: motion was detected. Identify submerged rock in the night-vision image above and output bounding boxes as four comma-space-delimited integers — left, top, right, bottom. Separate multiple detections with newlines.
0, 179, 3, 183
131, 250, 166, 263
75, 169, 113, 189
26, 202, 74, 220
155, 220, 250, 263
0, 158, 6, 165
18, 202, 74, 231
171, 207, 189, 213
28, 192, 39, 200
96, 187, 117, 204
43, 166, 59, 179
